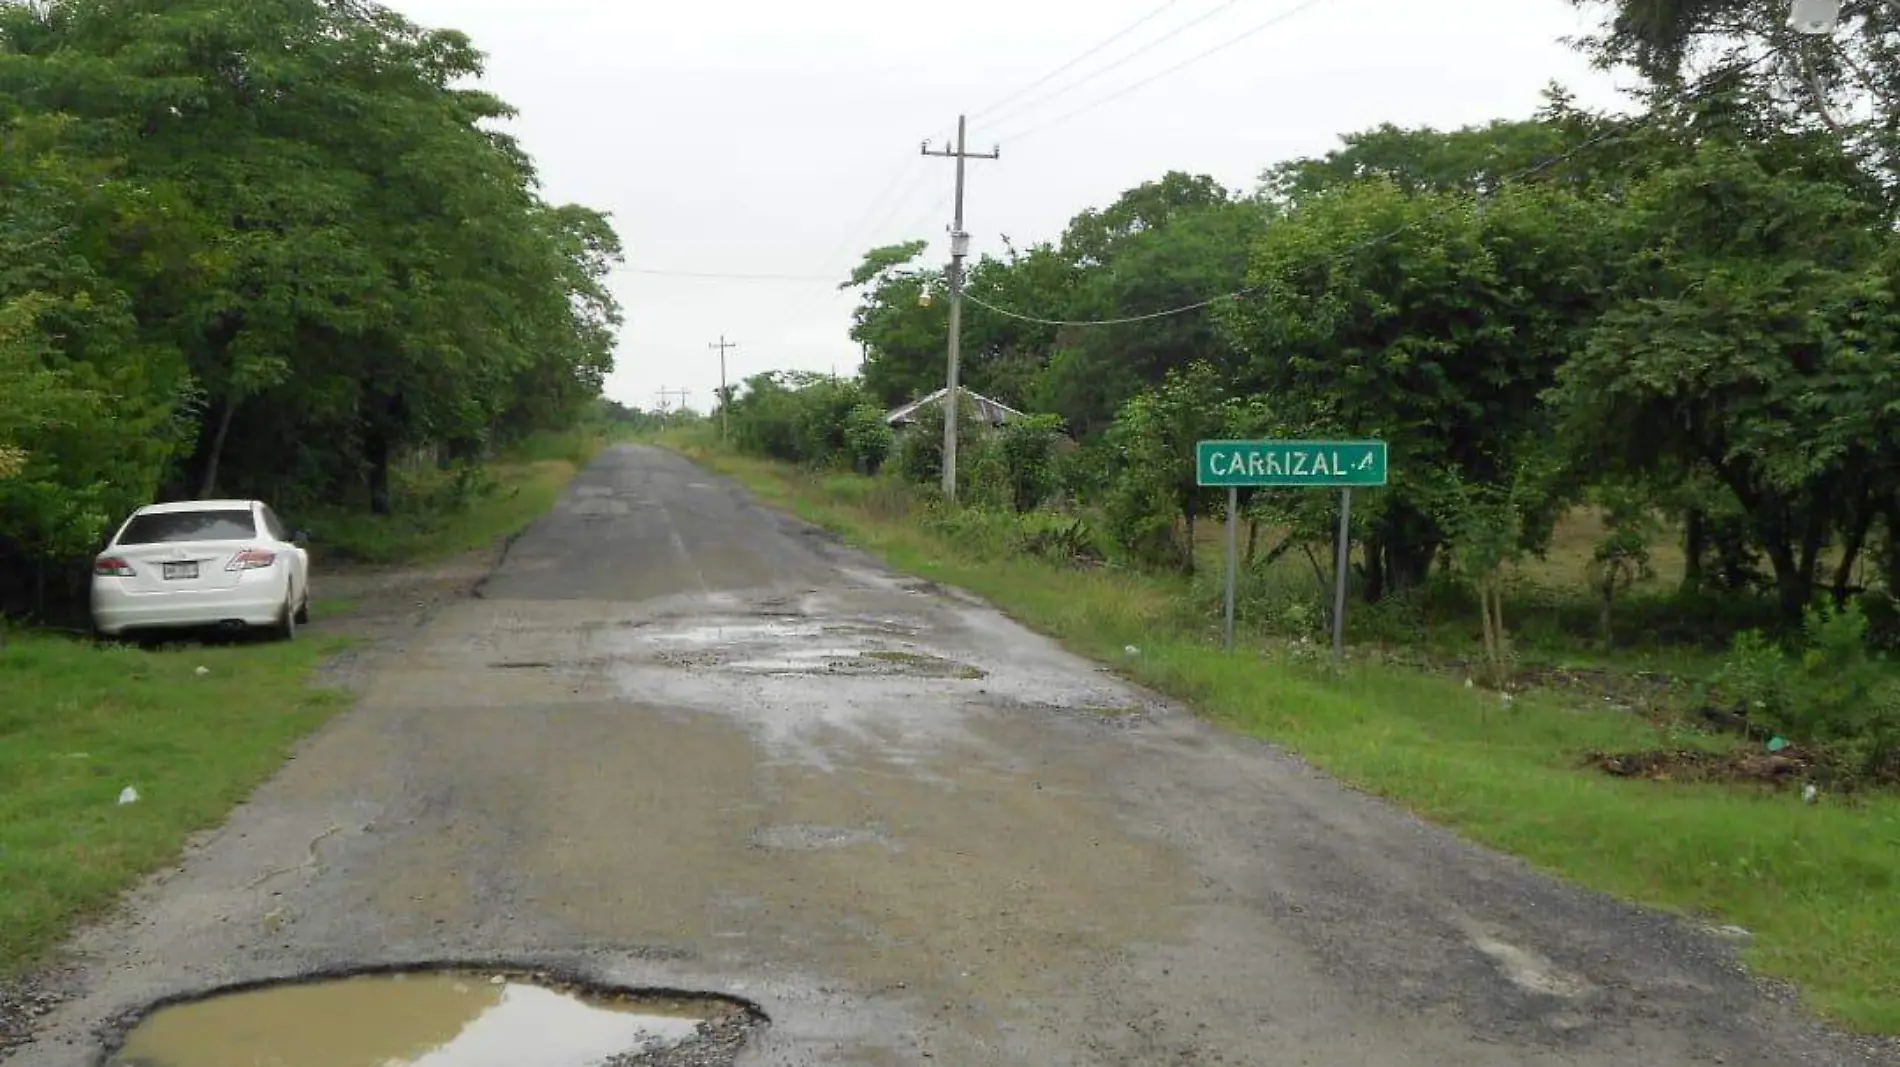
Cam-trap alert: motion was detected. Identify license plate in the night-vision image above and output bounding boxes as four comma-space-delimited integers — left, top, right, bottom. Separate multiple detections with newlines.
162, 562, 198, 581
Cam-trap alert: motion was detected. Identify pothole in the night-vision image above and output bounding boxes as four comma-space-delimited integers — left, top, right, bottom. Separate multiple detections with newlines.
724, 648, 984, 678
106, 970, 760, 1067
750, 823, 897, 852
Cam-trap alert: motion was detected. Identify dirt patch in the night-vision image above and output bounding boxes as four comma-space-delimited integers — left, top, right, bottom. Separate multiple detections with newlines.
1, 974, 63, 1058
1584, 747, 1818, 787
1512, 662, 1686, 707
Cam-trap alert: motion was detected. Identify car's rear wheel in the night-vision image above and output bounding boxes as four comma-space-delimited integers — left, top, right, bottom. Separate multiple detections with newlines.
271, 595, 297, 642
294, 592, 310, 625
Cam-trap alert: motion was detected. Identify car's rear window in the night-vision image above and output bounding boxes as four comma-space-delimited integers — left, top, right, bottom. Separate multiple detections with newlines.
117, 510, 258, 545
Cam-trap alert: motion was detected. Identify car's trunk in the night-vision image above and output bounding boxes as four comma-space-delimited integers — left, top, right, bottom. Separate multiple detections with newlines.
113, 541, 254, 593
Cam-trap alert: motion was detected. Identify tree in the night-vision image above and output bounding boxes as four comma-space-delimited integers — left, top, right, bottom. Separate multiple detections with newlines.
1035, 198, 1265, 438
1103, 362, 1246, 574
1060, 171, 1232, 267
1570, 0, 1900, 188
1553, 130, 1900, 622
1263, 108, 1610, 202
0, 0, 624, 617
845, 241, 946, 407
1223, 175, 1613, 599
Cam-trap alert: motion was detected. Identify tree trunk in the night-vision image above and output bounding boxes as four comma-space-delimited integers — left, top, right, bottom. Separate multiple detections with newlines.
1372, 503, 1440, 598
1884, 500, 1900, 601
1598, 590, 1614, 649
1831, 488, 1875, 602
1245, 519, 1259, 567
1681, 507, 1705, 593
1181, 509, 1196, 576
365, 429, 393, 516
196, 398, 240, 498
1362, 537, 1388, 603
1477, 575, 1498, 681
1762, 539, 1811, 625
1302, 543, 1330, 600
1492, 584, 1506, 665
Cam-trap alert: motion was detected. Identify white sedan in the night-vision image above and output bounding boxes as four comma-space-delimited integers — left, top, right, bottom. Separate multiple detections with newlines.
90, 499, 312, 640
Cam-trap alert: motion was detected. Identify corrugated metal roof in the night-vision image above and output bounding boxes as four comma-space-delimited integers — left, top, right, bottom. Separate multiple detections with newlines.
884, 387, 1026, 427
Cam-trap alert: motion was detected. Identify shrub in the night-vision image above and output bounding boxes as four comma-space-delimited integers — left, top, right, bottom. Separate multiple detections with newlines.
997, 415, 1064, 513
891, 402, 986, 495
1716, 599, 1900, 778
842, 403, 895, 474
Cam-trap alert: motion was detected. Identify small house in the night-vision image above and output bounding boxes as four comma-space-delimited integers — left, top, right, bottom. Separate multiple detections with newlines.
884, 387, 1024, 437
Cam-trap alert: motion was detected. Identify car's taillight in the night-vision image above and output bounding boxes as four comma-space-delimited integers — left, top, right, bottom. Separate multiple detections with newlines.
226, 549, 277, 571
94, 557, 135, 577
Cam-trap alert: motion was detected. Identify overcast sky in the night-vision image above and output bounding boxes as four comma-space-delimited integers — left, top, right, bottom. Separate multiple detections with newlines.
384, 0, 1639, 412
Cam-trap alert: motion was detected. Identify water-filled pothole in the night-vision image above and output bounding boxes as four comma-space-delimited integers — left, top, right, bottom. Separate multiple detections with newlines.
108, 970, 756, 1067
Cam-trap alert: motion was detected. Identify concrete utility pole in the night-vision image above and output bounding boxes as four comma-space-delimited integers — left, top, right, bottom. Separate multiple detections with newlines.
922, 115, 998, 503
709, 335, 738, 440
654, 387, 689, 414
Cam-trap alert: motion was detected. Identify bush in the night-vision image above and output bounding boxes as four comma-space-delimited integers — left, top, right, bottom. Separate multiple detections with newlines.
1716, 599, 1900, 777
997, 415, 1064, 513
727, 371, 879, 469
890, 402, 988, 496
842, 403, 895, 474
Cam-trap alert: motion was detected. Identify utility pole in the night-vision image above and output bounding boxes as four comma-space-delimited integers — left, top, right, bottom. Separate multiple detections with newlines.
922, 114, 998, 503
653, 387, 689, 414
709, 335, 737, 440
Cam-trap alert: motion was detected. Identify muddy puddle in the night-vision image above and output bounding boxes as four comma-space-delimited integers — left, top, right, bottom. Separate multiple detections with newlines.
108, 972, 741, 1067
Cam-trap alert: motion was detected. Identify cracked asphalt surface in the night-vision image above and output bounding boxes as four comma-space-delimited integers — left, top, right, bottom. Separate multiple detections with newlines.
8, 444, 1888, 1066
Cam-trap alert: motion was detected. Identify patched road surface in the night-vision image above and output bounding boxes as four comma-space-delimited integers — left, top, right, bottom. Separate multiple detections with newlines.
11, 446, 1884, 1065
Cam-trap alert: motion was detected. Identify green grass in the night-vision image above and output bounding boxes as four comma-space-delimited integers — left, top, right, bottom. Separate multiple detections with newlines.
0, 439, 604, 979
306, 429, 610, 565
0, 629, 351, 974
668, 438, 1900, 1036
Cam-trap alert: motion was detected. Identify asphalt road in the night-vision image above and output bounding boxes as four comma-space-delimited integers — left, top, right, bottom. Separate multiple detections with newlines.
11, 445, 1885, 1066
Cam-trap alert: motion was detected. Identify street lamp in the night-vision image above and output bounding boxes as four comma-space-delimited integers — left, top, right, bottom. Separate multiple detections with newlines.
1789, 0, 1841, 34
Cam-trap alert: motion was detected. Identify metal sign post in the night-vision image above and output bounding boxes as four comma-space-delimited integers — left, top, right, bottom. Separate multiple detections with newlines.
1224, 486, 1239, 651
1195, 439, 1389, 657
1332, 488, 1353, 659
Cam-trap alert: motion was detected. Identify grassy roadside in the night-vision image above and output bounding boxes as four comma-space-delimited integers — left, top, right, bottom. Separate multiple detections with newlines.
667, 438, 1900, 1035
304, 429, 613, 565
0, 430, 607, 979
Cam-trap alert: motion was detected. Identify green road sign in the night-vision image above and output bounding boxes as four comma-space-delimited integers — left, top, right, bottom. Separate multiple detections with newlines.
1196, 439, 1388, 488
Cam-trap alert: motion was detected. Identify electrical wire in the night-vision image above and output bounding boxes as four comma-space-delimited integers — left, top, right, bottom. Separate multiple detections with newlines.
993, 0, 1334, 144
821, 120, 961, 271
979, 0, 1253, 132
963, 46, 1785, 328
612, 267, 839, 282
822, 158, 930, 265
970, 0, 1185, 122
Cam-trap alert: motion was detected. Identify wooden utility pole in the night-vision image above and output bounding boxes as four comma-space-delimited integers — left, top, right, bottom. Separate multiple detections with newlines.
922, 115, 998, 503
709, 336, 737, 440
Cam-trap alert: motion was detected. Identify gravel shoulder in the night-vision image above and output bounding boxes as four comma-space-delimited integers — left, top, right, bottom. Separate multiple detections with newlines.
4, 444, 1888, 1066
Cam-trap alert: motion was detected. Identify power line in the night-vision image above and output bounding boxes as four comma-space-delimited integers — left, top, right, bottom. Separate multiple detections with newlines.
981, 0, 1253, 132
995, 0, 1335, 144
963, 47, 1784, 328
821, 123, 957, 271
612, 266, 838, 282
970, 0, 1186, 122
850, 163, 944, 256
